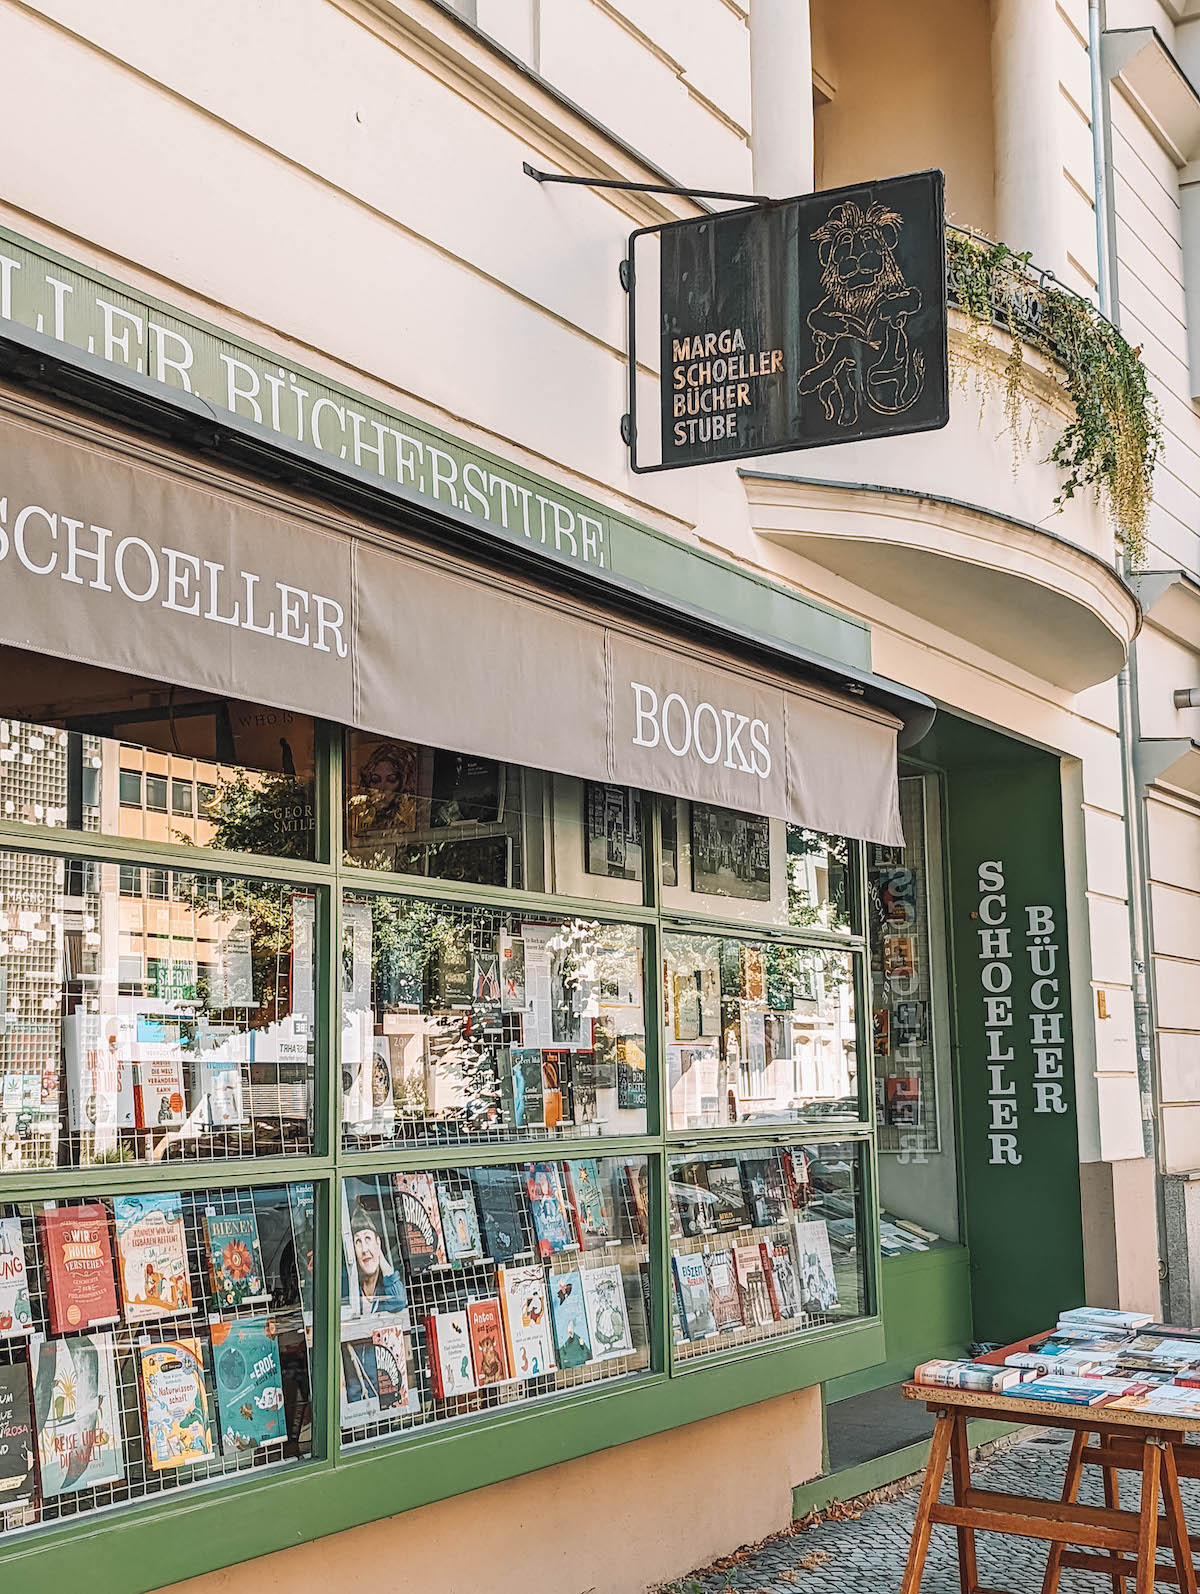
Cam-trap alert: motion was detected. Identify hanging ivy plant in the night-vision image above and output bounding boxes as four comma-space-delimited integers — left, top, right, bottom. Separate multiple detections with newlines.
945, 227, 1162, 570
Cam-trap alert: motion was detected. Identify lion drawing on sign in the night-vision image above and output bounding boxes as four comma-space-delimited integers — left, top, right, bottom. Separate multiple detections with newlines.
797, 199, 926, 427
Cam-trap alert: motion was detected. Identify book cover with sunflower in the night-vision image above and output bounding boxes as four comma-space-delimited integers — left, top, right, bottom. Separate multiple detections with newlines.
202, 1211, 267, 1311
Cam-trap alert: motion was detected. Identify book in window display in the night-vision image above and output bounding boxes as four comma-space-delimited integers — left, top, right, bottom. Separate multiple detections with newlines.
39, 1204, 119, 1333
344, 1187, 410, 1314
497, 1264, 554, 1380
524, 1163, 576, 1259
508, 1047, 544, 1130
131, 1018, 186, 1129
498, 932, 527, 1014
63, 1011, 136, 1133
0, 1216, 32, 1337
211, 1316, 286, 1454
138, 1337, 215, 1470
582, 1264, 634, 1359
766, 1237, 801, 1321
203, 1210, 268, 1313
886, 1073, 922, 1127
341, 1312, 418, 1426
673, 1161, 716, 1239
743, 1153, 789, 1229
549, 1271, 592, 1368
113, 1193, 193, 1322
467, 1299, 509, 1387
564, 1160, 615, 1250
733, 1242, 777, 1328
425, 1309, 477, 1399
794, 1220, 840, 1314
673, 1252, 717, 1341
393, 1173, 448, 1275
615, 1034, 648, 1111
436, 1182, 484, 1264
877, 868, 917, 925
623, 1161, 651, 1244
287, 1181, 316, 1320
705, 1249, 744, 1333
471, 1166, 532, 1264
703, 1158, 753, 1234
540, 1049, 572, 1129
0, 1361, 34, 1506
191, 1033, 248, 1128
32, 1332, 124, 1497
430, 750, 504, 826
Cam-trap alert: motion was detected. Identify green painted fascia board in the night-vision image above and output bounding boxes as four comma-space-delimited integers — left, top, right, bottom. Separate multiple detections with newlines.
4, 1321, 883, 1594
0, 222, 870, 673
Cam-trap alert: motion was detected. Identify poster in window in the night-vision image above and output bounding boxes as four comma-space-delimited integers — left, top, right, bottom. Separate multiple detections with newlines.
584, 783, 643, 882
886, 1072, 923, 1127
690, 804, 771, 900
430, 751, 504, 827
882, 936, 916, 982
877, 868, 917, 926
893, 1000, 927, 1047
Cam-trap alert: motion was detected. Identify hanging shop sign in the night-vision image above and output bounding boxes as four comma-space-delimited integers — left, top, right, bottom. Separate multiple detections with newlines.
625, 169, 949, 472
0, 398, 903, 845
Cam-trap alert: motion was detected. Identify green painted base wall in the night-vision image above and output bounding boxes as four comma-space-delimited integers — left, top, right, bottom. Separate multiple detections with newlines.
825, 1246, 973, 1402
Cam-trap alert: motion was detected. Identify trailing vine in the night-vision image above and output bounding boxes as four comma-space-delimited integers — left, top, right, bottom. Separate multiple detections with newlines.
945, 227, 1162, 569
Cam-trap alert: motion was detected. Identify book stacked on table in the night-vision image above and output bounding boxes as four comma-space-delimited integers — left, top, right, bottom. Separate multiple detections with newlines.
913, 1304, 1200, 1415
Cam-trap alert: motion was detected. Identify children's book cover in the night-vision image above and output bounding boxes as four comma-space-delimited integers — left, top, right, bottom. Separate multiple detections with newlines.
564, 1160, 614, 1250
467, 1299, 509, 1387
524, 1163, 575, 1260
39, 1204, 119, 1333
139, 1337, 215, 1470
211, 1316, 285, 1454
32, 1332, 125, 1496
581, 1264, 634, 1358
549, 1270, 592, 1369
497, 1264, 554, 1381
425, 1310, 476, 1399
203, 1210, 267, 1311
340, 1310, 419, 1426
132, 1017, 186, 1130
436, 1184, 483, 1264
0, 1216, 33, 1337
114, 1193, 193, 1322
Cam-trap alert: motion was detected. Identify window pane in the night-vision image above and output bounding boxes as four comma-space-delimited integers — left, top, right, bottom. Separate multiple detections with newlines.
342, 892, 647, 1149
668, 1140, 868, 1361
0, 653, 317, 859
664, 932, 861, 1129
0, 848, 318, 1169
118, 769, 142, 807
339, 1157, 651, 1445
344, 732, 648, 905
118, 865, 142, 898
661, 802, 861, 930
0, 1181, 315, 1535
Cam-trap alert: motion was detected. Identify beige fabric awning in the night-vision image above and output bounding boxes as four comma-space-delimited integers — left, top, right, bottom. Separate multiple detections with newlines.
0, 392, 902, 845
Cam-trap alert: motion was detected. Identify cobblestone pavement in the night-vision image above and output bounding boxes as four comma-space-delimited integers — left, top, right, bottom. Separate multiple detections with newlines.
671, 1430, 1200, 1593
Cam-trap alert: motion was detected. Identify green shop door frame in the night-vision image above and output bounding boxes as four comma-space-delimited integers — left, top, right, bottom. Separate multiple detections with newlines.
924, 715, 1085, 1345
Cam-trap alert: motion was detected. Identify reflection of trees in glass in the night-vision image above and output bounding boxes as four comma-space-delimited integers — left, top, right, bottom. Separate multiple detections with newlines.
786, 828, 850, 932
196, 771, 315, 862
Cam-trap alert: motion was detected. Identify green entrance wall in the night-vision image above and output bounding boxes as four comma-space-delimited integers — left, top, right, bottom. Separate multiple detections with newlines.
921, 717, 1086, 1344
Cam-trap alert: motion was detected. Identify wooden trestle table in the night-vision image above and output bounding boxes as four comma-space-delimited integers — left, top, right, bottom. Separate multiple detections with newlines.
898, 1375, 1200, 1594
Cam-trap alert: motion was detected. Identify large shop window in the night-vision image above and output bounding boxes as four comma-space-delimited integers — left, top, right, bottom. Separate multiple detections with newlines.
0, 1182, 314, 1536
338, 1157, 651, 1445
668, 1141, 868, 1360
663, 931, 862, 1130
0, 849, 317, 1171
342, 893, 647, 1148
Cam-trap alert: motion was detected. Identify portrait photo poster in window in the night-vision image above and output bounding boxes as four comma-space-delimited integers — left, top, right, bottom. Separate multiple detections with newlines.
584, 783, 643, 882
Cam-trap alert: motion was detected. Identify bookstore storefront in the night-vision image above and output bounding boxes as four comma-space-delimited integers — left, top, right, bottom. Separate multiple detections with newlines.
0, 358, 934, 1593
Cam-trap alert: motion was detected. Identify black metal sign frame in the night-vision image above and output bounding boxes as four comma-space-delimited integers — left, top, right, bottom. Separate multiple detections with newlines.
624, 169, 949, 474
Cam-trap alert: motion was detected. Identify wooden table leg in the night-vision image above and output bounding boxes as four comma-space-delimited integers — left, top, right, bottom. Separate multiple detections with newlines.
1102, 1463, 1127, 1594
949, 1410, 978, 1594
900, 1411, 954, 1594
1135, 1439, 1162, 1594
1161, 1441, 1198, 1594
1041, 1428, 1087, 1594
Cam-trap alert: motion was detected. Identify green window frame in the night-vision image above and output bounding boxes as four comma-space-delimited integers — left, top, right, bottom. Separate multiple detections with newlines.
0, 722, 884, 1594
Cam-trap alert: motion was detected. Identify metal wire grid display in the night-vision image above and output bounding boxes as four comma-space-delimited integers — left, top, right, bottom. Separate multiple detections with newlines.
869, 776, 940, 1155
341, 893, 648, 1152
0, 844, 318, 1171
0, 1183, 313, 1538
338, 1157, 651, 1446
669, 1142, 867, 1363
